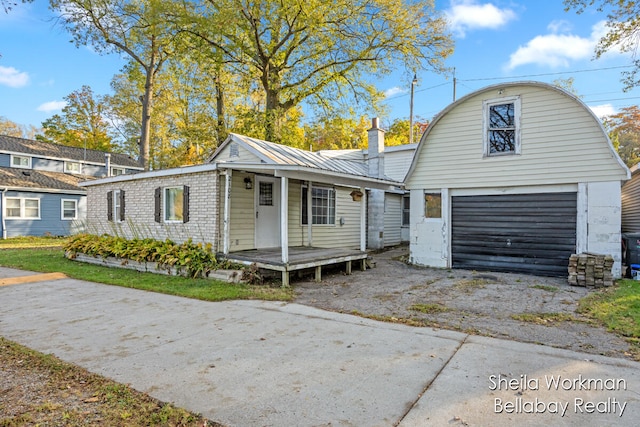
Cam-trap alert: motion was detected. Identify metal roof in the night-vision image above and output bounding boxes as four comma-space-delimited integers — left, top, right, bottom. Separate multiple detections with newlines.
0, 166, 94, 193
0, 134, 142, 169
215, 133, 398, 182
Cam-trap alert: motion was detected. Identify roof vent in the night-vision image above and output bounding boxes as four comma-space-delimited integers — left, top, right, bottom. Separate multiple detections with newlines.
22, 171, 31, 176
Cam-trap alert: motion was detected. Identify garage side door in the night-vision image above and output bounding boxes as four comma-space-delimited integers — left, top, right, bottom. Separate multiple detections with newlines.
451, 192, 577, 276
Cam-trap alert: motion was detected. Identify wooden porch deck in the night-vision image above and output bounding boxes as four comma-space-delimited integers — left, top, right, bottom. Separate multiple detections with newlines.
219, 247, 368, 286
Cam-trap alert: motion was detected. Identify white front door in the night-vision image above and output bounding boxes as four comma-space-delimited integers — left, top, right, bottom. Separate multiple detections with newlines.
255, 176, 281, 248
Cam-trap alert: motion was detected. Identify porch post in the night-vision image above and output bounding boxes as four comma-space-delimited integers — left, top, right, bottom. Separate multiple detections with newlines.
281, 177, 289, 263
223, 170, 232, 255
360, 186, 367, 252
307, 180, 313, 246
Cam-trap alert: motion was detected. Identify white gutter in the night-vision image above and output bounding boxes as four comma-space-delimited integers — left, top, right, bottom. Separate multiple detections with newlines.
216, 162, 402, 191
80, 163, 219, 186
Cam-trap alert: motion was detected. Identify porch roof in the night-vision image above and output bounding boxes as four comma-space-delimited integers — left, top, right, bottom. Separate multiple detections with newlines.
211, 133, 402, 190
216, 162, 400, 191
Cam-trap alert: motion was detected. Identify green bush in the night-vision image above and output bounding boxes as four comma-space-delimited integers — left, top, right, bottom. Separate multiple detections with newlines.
64, 234, 236, 278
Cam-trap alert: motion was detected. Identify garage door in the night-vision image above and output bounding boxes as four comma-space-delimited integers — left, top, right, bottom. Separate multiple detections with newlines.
451, 192, 577, 277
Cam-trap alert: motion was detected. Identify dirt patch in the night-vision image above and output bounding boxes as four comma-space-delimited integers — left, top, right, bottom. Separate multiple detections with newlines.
293, 245, 636, 360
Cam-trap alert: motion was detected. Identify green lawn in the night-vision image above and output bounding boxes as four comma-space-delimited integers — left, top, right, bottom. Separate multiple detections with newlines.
578, 279, 640, 342
0, 238, 293, 302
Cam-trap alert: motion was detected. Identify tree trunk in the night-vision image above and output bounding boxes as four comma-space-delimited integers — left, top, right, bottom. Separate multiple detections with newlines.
215, 73, 227, 144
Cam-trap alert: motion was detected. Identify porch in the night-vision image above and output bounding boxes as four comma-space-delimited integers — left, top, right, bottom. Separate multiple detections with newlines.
219, 246, 368, 286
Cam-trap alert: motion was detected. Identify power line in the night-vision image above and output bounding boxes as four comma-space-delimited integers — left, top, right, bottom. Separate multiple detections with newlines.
459, 65, 634, 82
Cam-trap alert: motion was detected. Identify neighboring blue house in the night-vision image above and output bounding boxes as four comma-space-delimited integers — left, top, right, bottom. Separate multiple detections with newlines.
0, 135, 142, 238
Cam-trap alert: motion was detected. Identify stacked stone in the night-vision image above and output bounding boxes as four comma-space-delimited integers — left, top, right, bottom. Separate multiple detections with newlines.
568, 253, 614, 288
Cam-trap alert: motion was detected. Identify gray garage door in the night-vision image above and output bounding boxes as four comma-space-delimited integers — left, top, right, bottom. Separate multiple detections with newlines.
451, 192, 577, 277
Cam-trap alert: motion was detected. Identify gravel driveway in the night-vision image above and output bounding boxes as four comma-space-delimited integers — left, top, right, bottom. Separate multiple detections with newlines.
293, 245, 635, 360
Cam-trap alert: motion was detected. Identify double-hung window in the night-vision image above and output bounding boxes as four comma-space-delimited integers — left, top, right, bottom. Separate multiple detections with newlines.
107, 190, 125, 222
164, 186, 184, 222
65, 161, 81, 174
5, 197, 40, 219
11, 155, 31, 169
483, 96, 521, 157
154, 185, 190, 223
61, 199, 78, 220
301, 186, 336, 225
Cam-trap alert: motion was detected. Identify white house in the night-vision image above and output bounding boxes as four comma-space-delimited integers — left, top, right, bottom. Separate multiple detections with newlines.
405, 81, 630, 277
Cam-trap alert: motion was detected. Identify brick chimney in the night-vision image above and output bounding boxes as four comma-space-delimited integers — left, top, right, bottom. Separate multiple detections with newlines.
367, 117, 385, 250
367, 117, 385, 179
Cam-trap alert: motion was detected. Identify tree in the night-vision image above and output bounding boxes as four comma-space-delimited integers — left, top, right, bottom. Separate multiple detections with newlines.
0, 116, 39, 139
187, 0, 453, 142
565, 0, 640, 89
50, 0, 179, 170
303, 116, 369, 151
384, 117, 429, 146
1, 0, 31, 13
39, 86, 115, 151
604, 105, 640, 167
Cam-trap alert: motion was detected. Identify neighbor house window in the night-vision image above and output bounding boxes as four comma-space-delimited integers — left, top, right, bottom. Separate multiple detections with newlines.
111, 167, 125, 176
64, 161, 81, 174
107, 190, 125, 222
301, 186, 335, 225
483, 96, 521, 156
155, 186, 190, 223
11, 155, 31, 169
425, 193, 441, 219
5, 197, 40, 219
402, 195, 410, 226
61, 199, 78, 220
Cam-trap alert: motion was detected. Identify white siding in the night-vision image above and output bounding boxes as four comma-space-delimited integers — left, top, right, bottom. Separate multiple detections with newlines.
384, 148, 416, 182
384, 193, 402, 246
406, 84, 628, 190
622, 170, 640, 232
216, 143, 261, 163
225, 172, 256, 251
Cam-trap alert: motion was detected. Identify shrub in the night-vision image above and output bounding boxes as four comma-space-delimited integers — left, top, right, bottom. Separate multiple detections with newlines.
64, 234, 237, 278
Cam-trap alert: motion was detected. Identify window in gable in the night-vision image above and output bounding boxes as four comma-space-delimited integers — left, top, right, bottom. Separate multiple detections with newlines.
483, 96, 521, 157
65, 161, 82, 174
11, 155, 31, 169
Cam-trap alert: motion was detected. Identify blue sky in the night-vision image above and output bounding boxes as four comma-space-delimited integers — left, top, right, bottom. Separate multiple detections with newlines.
1, 0, 640, 131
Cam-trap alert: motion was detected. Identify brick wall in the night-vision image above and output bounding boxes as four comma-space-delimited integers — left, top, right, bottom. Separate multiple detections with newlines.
84, 170, 219, 248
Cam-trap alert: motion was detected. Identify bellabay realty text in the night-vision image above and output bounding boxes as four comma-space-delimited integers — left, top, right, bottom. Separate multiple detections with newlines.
489, 374, 629, 417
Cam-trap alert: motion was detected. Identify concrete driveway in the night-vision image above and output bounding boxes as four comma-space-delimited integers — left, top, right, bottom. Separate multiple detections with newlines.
1, 266, 639, 426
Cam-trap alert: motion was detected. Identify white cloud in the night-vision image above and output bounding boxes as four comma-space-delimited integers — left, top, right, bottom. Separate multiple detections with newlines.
589, 103, 617, 119
0, 66, 29, 88
445, 0, 517, 38
506, 20, 608, 70
37, 101, 67, 112
384, 86, 406, 98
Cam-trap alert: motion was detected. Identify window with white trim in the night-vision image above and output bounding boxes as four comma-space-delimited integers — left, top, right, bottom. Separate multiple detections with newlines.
164, 186, 184, 222
61, 199, 78, 220
483, 96, 521, 156
65, 161, 81, 173
301, 186, 335, 225
11, 155, 31, 169
111, 167, 125, 176
5, 197, 40, 219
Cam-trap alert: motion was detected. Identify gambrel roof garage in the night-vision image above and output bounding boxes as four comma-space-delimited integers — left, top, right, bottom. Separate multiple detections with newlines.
405, 81, 630, 277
